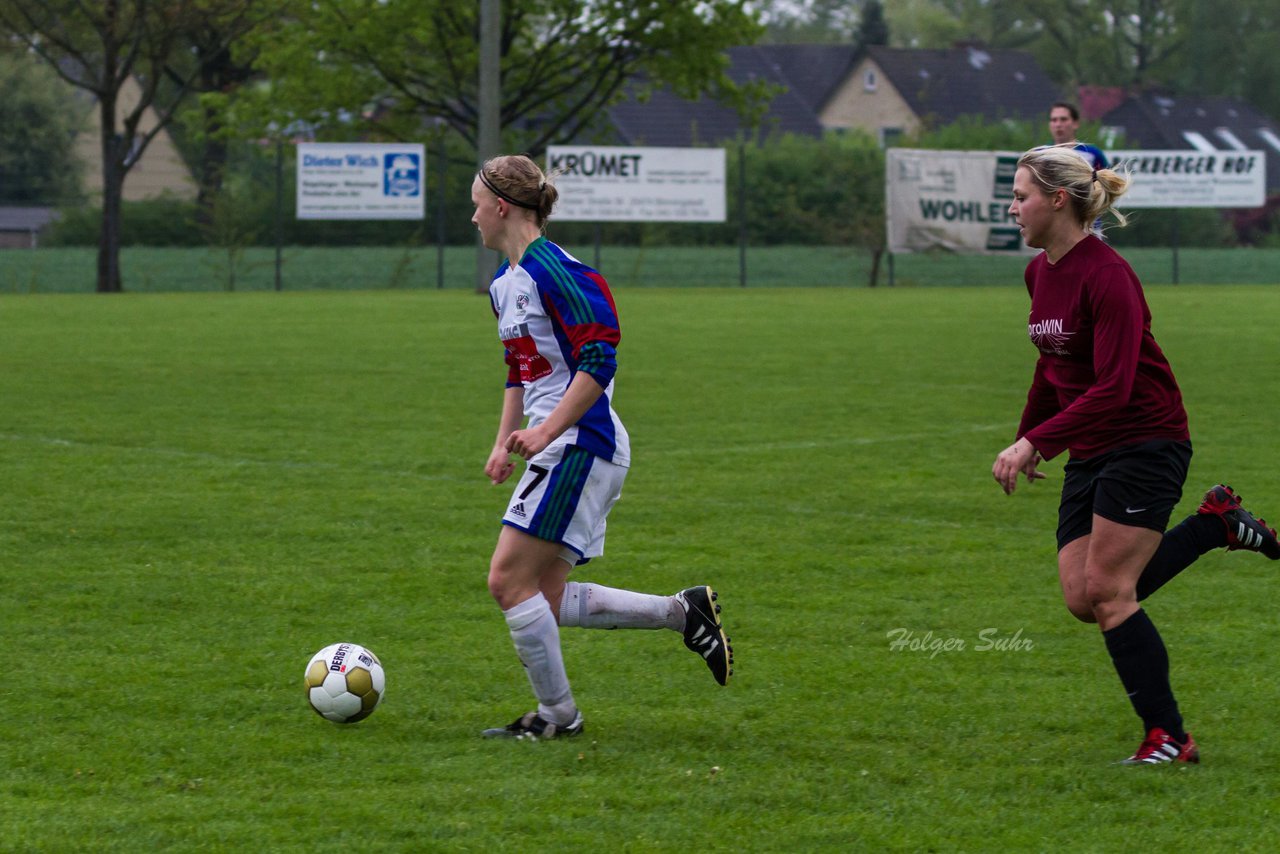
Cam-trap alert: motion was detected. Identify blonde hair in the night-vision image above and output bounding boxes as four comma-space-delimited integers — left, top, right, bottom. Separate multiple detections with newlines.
477, 154, 559, 228
1017, 144, 1129, 233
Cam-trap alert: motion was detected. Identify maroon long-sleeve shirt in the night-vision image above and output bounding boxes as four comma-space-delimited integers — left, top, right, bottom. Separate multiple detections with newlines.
1016, 235, 1189, 461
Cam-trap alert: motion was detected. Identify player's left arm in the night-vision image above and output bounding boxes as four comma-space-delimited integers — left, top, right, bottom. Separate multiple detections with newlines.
541, 267, 621, 390
505, 371, 606, 460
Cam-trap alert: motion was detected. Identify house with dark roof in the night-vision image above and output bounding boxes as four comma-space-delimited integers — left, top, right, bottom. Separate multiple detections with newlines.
0, 207, 58, 249
1097, 91, 1280, 193
824, 45, 1059, 145
54, 58, 197, 203
606, 43, 1061, 148
608, 45, 839, 146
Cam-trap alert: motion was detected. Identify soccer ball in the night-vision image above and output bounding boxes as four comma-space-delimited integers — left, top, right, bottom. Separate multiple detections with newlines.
304, 642, 385, 723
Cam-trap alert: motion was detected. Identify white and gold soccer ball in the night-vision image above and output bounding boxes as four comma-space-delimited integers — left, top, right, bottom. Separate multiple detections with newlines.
304, 643, 385, 723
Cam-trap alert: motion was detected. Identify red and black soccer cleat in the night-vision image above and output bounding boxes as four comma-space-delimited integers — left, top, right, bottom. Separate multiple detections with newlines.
1120, 727, 1200, 765
1198, 484, 1280, 559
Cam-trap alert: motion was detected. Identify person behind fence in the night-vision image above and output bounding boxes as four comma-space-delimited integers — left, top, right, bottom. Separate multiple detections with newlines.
991, 144, 1280, 765
1048, 101, 1108, 169
472, 154, 734, 741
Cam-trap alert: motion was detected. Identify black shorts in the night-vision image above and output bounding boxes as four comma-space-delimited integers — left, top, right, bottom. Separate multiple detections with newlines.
1056, 438, 1192, 551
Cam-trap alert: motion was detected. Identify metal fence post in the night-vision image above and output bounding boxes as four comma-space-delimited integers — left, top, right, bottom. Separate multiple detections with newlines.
738, 140, 747, 288
274, 138, 283, 291
437, 132, 447, 289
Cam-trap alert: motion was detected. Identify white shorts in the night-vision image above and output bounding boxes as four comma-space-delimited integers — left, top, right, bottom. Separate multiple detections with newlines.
502, 444, 627, 564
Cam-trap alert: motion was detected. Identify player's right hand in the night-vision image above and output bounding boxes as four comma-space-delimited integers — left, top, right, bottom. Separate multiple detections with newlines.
485, 446, 516, 484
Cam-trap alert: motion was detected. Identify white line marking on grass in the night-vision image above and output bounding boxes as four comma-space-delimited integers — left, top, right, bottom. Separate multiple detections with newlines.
663, 423, 1011, 455
0, 433, 467, 482
689, 495, 1046, 534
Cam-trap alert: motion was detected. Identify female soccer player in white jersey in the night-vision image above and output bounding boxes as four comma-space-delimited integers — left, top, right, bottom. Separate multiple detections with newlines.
472, 154, 733, 740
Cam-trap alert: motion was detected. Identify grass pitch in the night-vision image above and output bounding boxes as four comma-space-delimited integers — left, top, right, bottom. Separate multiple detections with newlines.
2, 285, 1279, 851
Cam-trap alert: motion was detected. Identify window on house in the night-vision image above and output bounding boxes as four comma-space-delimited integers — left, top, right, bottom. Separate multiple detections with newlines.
1214, 127, 1248, 150
1181, 131, 1216, 152
880, 127, 904, 148
1258, 128, 1280, 154
864, 70, 877, 92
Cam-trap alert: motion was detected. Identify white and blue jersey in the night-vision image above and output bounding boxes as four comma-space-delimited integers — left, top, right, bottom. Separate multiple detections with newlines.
1041, 141, 1109, 169
489, 237, 630, 467
1072, 143, 1108, 169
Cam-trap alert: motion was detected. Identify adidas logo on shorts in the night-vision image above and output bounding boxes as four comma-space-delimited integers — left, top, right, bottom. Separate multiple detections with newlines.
509, 501, 527, 518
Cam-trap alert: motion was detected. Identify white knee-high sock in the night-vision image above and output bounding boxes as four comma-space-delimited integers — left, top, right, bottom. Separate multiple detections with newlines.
559, 581, 683, 630
504, 592, 576, 724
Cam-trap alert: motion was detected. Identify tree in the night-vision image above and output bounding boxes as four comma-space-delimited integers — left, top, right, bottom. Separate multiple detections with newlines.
857, 1, 890, 47
239, 0, 767, 157
164, 5, 276, 229
1172, 0, 1280, 121
757, 0, 863, 43
0, 1, 267, 292
996, 0, 1184, 89
0, 49, 84, 205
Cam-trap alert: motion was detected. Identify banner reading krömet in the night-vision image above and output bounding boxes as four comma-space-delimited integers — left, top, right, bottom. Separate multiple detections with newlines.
886, 148, 1029, 256
546, 146, 726, 222
297, 142, 425, 220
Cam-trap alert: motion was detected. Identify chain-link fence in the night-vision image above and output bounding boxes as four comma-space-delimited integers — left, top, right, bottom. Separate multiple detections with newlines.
3, 137, 1279, 292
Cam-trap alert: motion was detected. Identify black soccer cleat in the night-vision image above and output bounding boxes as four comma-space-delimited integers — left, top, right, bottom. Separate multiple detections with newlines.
1198, 484, 1280, 559
481, 709, 584, 740
677, 585, 733, 686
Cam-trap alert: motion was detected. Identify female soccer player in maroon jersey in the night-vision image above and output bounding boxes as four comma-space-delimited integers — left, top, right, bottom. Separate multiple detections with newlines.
992, 144, 1280, 764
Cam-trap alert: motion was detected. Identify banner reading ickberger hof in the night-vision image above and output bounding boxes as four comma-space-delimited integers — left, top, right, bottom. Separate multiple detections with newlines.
886, 148, 1029, 255
1108, 149, 1265, 209
546, 146, 726, 222
296, 142, 425, 220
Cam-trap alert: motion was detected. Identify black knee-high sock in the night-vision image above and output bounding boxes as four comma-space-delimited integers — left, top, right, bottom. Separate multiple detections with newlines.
1135, 514, 1227, 601
1103, 608, 1185, 741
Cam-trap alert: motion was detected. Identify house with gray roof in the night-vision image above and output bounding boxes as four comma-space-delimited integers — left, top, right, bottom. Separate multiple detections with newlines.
1099, 91, 1280, 192
607, 45, 840, 146
0, 207, 58, 249
606, 43, 1061, 148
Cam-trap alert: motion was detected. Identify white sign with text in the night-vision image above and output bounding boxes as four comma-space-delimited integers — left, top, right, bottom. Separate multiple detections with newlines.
1109, 149, 1266, 208
885, 148, 1030, 255
296, 143, 425, 220
546, 146, 726, 222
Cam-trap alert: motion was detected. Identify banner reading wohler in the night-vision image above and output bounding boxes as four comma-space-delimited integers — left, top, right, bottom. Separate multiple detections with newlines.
296, 142, 425, 221
546, 145, 726, 222
886, 148, 1028, 256
887, 147, 1268, 255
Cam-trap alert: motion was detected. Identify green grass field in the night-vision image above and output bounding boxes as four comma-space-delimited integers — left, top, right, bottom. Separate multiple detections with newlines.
3, 285, 1280, 851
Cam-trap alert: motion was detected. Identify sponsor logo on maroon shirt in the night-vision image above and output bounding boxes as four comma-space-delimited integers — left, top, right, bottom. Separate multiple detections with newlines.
1028, 317, 1072, 356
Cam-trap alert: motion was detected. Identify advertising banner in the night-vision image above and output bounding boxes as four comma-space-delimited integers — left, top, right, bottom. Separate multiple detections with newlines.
297, 143, 425, 220
886, 148, 1028, 255
546, 146, 726, 222
886, 147, 1268, 254
1109, 149, 1266, 208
